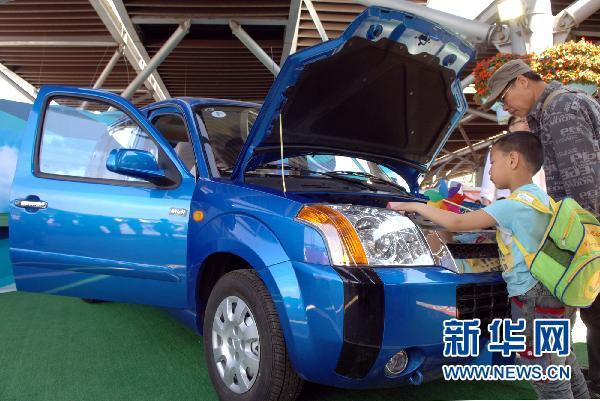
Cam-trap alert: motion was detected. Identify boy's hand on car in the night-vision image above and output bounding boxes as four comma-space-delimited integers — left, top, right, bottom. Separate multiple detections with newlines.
387, 201, 423, 214
388, 201, 496, 232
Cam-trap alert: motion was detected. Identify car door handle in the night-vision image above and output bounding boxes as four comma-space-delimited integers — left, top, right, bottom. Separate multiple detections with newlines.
14, 198, 48, 210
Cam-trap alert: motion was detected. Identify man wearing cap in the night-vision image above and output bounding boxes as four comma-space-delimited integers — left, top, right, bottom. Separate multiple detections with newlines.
484, 58, 600, 398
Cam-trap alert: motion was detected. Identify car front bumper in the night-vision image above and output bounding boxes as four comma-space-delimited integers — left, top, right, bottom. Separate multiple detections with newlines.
260, 260, 509, 389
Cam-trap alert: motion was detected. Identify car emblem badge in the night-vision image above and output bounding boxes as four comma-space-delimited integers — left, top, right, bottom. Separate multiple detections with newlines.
169, 207, 188, 217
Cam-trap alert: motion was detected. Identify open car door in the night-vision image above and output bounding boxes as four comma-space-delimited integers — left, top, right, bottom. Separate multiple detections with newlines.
9, 86, 195, 308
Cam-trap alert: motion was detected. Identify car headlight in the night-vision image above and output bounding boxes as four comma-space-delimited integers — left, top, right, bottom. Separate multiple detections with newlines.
297, 204, 433, 266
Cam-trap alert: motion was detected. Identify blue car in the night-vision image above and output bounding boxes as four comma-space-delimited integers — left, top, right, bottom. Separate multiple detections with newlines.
8, 7, 508, 401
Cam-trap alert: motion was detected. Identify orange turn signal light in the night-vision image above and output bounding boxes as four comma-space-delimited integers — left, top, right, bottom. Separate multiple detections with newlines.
193, 210, 204, 222
297, 205, 368, 266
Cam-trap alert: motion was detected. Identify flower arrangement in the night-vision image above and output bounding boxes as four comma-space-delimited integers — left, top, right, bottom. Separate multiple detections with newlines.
473, 39, 600, 104
530, 39, 600, 86
473, 53, 531, 104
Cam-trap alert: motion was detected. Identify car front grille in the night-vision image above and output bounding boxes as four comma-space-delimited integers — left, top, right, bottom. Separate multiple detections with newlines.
456, 282, 510, 332
447, 243, 499, 259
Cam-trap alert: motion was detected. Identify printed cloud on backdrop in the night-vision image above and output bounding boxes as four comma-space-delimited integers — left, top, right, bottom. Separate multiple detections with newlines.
0, 145, 18, 214
0, 100, 33, 218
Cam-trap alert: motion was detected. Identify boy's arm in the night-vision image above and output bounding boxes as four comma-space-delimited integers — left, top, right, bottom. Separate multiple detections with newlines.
388, 202, 496, 231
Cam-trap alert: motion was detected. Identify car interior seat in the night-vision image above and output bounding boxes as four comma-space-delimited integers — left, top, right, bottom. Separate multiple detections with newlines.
174, 141, 197, 178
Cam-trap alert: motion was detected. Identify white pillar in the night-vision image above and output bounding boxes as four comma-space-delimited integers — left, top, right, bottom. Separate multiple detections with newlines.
525, 0, 554, 53
508, 20, 528, 54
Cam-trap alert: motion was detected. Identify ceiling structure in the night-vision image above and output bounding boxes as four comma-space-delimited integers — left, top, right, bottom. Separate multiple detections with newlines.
0, 0, 598, 182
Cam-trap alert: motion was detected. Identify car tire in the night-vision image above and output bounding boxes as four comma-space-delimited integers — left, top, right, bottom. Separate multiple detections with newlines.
204, 269, 303, 401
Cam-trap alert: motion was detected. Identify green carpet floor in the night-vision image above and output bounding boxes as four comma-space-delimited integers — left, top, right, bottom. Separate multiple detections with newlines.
0, 235, 588, 401
0, 230, 13, 289
0, 292, 540, 401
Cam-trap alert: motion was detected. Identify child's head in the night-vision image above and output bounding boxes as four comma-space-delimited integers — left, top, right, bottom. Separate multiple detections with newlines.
489, 131, 543, 189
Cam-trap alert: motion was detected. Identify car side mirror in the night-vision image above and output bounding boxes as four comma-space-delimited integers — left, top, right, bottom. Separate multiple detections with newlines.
106, 149, 173, 185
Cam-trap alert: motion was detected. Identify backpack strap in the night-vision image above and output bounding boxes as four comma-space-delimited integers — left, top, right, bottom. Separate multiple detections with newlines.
505, 190, 555, 265
507, 191, 554, 214
541, 89, 570, 112
511, 235, 534, 265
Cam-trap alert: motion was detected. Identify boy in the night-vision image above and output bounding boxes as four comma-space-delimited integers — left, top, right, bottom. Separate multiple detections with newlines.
390, 132, 589, 399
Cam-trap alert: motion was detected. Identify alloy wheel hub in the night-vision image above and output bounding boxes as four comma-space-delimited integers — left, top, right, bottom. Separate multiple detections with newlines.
212, 296, 260, 394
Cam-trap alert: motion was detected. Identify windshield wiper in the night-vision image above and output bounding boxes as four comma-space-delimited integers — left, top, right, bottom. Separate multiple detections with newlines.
327, 171, 409, 194
314, 170, 380, 192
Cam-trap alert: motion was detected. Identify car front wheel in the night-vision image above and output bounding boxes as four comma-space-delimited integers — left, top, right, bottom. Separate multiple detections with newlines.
204, 269, 303, 401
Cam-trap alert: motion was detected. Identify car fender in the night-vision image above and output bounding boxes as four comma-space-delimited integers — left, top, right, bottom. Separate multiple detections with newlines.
189, 212, 342, 380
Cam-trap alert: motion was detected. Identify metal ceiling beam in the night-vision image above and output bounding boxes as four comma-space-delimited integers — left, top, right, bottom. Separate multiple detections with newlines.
466, 109, 498, 122
281, 0, 303, 64
554, 0, 600, 43
90, 0, 171, 101
229, 20, 281, 76
132, 91, 155, 105
0, 62, 37, 102
304, 0, 329, 42
80, 46, 123, 109
461, 74, 474, 89
131, 17, 288, 26
121, 20, 191, 100
92, 47, 123, 90
571, 30, 600, 37
425, 158, 453, 187
440, 149, 476, 166
444, 159, 468, 178
459, 113, 477, 125
0, 38, 116, 47
457, 124, 478, 163
432, 132, 508, 167
473, 0, 501, 24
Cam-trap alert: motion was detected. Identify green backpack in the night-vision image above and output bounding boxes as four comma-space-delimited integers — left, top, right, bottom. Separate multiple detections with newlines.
496, 191, 600, 307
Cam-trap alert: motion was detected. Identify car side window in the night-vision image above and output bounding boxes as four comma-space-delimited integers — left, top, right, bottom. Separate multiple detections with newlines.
151, 113, 197, 176
38, 96, 165, 183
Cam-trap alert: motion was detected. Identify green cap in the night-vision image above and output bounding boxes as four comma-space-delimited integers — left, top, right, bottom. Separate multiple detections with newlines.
481, 59, 532, 109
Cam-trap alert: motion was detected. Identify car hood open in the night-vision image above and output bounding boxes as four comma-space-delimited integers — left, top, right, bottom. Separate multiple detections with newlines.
232, 6, 475, 183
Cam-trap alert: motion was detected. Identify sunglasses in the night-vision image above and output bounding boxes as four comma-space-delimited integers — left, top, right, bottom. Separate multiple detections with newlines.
499, 79, 516, 105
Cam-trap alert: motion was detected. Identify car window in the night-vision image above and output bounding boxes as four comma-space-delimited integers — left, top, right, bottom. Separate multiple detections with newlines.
152, 113, 196, 175
38, 96, 163, 183
196, 105, 259, 174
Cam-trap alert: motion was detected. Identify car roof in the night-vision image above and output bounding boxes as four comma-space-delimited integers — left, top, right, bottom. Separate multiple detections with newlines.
147, 97, 261, 109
